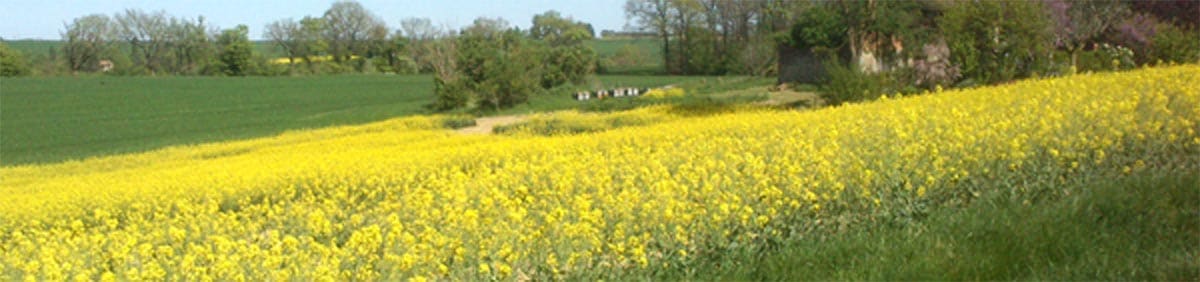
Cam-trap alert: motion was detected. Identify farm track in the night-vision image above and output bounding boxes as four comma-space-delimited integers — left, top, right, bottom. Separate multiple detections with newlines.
455, 115, 528, 135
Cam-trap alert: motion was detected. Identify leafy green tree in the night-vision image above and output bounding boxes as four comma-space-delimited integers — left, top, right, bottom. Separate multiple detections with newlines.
941, 0, 1054, 85
530, 10, 597, 87
434, 18, 542, 111
217, 25, 253, 76
0, 42, 31, 77
298, 16, 329, 72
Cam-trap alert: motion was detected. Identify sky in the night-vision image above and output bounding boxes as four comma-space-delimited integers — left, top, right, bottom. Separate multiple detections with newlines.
0, 0, 630, 40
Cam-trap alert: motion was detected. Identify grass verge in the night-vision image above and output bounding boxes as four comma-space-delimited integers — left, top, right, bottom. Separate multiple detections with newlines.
595, 171, 1200, 281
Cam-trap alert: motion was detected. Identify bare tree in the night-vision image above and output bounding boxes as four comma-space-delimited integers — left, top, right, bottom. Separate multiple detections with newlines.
400, 18, 440, 42
62, 14, 116, 72
116, 9, 171, 74
322, 0, 386, 64
625, 0, 673, 72
165, 16, 216, 74
265, 18, 302, 65
400, 17, 447, 72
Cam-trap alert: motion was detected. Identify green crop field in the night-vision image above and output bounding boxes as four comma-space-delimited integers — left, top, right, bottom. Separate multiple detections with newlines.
587, 38, 663, 74
0, 74, 727, 166
1, 75, 434, 166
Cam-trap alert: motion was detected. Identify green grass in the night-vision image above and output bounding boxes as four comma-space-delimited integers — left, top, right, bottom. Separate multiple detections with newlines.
0, 75, 436, 166
1, 74, 726, 166
587, 38, 663, 74
602, 171, 1200, 281
587, 38, 661, 59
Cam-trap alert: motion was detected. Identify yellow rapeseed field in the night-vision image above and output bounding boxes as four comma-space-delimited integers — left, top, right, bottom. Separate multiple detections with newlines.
2, 66, 1197, 280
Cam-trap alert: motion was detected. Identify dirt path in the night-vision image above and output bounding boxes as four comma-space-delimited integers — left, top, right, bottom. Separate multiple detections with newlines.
455, 115, 528, 135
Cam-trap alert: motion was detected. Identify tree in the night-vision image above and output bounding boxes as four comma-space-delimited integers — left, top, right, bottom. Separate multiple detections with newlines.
0, 42, 31, 77
941, 1, 1054, 84
297, 16, 329, 71
322, 0, 386, 64
62, 14, 116, 73
626, 0, 673, 73
626, 0, 790, 75
434, 18, 542, 111
1046, 0, 1132, 68
217, 25, 253, 76
400, 17, 446, 73
116, 9, 171, 74
530, 10, 598, 87
265, 18, 302, 66
165, 16, 217, 75
428, 33, 465, 110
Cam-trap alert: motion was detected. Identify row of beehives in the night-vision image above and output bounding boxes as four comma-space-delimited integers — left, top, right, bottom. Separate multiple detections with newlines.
571, 87, 650, 101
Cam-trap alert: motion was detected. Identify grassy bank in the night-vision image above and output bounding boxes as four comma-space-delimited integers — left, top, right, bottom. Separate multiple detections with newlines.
606, 171, 1199, 281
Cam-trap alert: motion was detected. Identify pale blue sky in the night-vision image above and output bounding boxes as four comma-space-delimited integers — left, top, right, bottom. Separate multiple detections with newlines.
0, 0, 629, 40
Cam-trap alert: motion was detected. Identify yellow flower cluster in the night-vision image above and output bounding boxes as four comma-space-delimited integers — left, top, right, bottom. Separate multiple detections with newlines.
496, 106, 679, 136
642, 87, 686, 98
268, 55, 360, 65
2, 66, 1197, 280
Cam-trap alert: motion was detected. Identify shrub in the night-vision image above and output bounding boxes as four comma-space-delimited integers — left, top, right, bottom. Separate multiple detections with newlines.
0, 43, 31, 77
820, 59, 897, 106
439, 115, 477, 129
1147, 23, 1200, 64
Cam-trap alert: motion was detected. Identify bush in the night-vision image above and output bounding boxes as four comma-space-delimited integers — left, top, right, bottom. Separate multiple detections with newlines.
0, 43, 31, 77
820, 59, 897, 106
439, 115, 477, 129
1077, 44, 1136, 72
1147, 23, 1200, 64
431, 77, 470, 111
374, 56, 419, 74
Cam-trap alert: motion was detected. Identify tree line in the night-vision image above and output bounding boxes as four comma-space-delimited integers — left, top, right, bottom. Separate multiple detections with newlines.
4, 0, 1196, 111
756, 0, 1198, 105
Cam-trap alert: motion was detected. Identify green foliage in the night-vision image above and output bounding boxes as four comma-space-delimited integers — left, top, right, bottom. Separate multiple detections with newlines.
1147, 23, 1200, 64
1076, 44, 1136, 72
540, 45, 597, 87
788, 4, 845, 52
941, 0, 1055, 84
431, 76, 470, 111
218, 25, 254, 76
434, 18, 543, 112
438, 115, 477, 129
0, 42, 32, 77
819, 58, 899, 106
530, 11, 599, 88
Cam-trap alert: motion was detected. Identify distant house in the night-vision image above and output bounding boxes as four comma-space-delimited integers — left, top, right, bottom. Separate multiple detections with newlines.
98, 60, 113, 72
